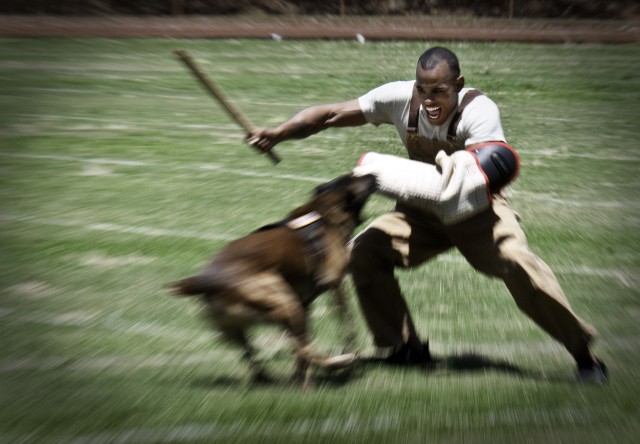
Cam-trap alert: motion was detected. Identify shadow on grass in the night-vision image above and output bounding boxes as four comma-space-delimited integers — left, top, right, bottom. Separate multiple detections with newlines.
359, 351, 549, 380
190, 366, 363, 389
191, 375, 245, 389
189, 352, 564, 389
439, 353, 525, 374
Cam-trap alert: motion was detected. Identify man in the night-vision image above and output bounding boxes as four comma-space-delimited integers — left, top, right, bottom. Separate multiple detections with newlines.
247, 46, 606, 383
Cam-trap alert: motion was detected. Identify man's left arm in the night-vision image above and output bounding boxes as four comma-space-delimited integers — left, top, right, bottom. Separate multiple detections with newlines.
460, 95, 520, 191
459, 95, 507, 147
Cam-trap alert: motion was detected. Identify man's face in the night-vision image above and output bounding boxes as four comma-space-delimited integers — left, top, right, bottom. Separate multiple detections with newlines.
415, 60, 464, 126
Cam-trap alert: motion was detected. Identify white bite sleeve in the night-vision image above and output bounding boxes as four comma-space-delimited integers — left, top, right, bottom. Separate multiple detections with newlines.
353, 151, 491, 224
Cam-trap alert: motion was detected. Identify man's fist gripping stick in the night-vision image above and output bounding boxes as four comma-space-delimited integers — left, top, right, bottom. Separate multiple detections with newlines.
353, 142, 519, 224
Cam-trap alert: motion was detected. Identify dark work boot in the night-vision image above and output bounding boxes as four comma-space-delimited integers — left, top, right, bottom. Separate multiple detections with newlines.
383, 340, 434, 368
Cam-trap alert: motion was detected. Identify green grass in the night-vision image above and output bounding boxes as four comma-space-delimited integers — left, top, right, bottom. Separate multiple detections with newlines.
1, 37, 639, 443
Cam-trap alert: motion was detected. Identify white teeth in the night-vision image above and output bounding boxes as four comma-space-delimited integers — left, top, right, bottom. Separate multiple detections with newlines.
425, 106, 440, 112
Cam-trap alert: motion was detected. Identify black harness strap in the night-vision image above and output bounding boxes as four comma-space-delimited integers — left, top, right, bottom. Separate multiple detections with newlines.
286, 212, 326, 269
256, 212, 326, 289
407, 83, 423, 137
448, 89, 484, 138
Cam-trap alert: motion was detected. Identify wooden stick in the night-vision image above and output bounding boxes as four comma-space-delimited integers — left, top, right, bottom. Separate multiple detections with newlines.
173, 49, 281, 165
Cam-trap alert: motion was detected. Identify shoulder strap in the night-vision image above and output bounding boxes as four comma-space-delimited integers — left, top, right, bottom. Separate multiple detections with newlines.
447, 89, 484, 138
407, 82, 421, 136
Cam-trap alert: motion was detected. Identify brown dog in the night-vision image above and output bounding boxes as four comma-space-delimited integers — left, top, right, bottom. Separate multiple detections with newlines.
169, 174, 377, 387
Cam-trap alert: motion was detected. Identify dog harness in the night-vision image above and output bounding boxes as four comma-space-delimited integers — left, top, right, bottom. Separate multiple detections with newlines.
286, 212, 326, 283
286, 212, 322, 230
258, 212, 327, 291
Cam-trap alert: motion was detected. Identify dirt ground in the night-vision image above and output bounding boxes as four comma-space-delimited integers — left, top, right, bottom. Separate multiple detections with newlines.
1, 14, 639, 43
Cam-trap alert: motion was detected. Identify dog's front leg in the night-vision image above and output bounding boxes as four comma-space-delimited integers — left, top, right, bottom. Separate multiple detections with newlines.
333, 282, 357, 354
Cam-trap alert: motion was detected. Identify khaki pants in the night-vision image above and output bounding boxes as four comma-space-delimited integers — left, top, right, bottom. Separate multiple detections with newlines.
349, 195, 597, 362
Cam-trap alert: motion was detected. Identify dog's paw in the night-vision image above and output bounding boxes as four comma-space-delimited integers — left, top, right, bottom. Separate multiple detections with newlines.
322, 353, 357, 369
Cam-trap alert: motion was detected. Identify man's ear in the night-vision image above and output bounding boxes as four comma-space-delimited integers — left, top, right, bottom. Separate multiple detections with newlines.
455, 76, 465, 92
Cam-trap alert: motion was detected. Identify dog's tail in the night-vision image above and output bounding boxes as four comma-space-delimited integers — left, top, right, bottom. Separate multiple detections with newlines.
167, 275, 218, 296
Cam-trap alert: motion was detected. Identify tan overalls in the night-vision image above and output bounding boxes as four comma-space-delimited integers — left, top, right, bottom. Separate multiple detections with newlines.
350, 87, 597, 363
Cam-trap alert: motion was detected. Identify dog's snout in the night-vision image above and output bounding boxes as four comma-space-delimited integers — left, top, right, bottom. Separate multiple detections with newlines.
350, 174, 378, 198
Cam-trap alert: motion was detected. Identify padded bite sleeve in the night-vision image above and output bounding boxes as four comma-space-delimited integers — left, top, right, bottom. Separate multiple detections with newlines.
353, 151, 491, 224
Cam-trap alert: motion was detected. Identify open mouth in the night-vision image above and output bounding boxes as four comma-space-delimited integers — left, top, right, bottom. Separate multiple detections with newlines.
425, 106, 442, 121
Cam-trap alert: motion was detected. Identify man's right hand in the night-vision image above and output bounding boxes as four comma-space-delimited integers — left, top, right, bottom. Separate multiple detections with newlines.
246, 127, 280, 153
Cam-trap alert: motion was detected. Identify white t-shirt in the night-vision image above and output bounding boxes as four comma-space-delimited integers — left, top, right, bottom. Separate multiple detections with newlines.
358, 81, 506, 147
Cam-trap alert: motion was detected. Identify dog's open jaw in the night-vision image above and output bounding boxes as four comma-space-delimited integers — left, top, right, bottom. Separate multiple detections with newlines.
305, 173, 378, 228
169, 174, 376, 388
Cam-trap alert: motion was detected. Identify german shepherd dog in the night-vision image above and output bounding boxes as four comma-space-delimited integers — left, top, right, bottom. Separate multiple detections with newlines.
169, 174, 377, 387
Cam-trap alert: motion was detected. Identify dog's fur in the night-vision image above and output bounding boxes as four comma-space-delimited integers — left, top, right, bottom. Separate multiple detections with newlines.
169, 174, 377, 386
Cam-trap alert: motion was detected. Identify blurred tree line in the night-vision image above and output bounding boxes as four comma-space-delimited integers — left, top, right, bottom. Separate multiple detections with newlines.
1, 0, 637, 19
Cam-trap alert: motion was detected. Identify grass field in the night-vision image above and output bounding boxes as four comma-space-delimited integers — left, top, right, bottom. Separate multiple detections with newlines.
1, 37, 639, 443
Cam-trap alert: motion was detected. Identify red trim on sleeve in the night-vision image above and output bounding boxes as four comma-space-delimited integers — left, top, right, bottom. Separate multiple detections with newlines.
357, 152, 370, 166
465, 141, 521, 182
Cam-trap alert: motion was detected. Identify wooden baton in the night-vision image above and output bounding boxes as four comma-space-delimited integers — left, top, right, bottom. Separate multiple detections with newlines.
173, 49, 281, 165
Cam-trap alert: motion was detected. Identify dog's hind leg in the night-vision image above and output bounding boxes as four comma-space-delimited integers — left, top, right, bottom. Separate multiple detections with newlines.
275, 288, 357, 387
220, 328, 271, 384
229, 273, 314, 386
233, 273, 314, 387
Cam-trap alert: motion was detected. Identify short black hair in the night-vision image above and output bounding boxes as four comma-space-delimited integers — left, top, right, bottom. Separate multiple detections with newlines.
417, 47, 461, 78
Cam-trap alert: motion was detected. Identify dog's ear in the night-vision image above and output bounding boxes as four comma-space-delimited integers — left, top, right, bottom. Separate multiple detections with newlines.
313, 174, 351, 196
349, 174, 378, 196
314, 174, 377, 198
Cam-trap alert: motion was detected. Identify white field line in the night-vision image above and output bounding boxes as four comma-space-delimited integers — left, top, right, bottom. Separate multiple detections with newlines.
0, 307, 210, 343
0, 405, 599, 443
0, 334, 626, 375
434, 253, 637, 289
2, 212, 636, 288
2, 407, 596, 444
10, 407, 597, 444
2, 206, 637, 289
4, 108, 640, 162
554, 265, 639, 289
0, 415, 399, 444
0, 150, 329, 183
2, 296, 638, 375
0, 212, 238, 242
0, 350, 234, 375
443, 334, 640, 359
0, 307, 16, 317
0, 90, 185, 100
510, 190, 640, 210
3, 150, 638, 206
2, 327, 636, 376
523, 149, 640, 162
7, 87, 308, 107
9, 113, 233, 129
